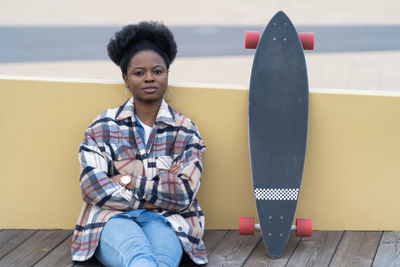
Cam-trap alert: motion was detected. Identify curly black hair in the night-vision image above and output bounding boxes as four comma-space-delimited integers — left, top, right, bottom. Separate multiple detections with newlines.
107, 21, 178, 75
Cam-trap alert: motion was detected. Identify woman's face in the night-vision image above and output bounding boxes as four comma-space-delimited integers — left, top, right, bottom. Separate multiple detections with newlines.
124, 50, 168, 104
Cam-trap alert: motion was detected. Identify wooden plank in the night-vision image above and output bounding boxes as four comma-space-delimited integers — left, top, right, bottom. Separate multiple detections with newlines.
244, 230, 301, 267
207, 230, 261, 266
329, 231, 383, 267
286, 231, 343, 267
0, 229, 38, 259
372, 231, 400, 267
33, 236, 104, 267
34, 234, 74, 267
203, 230, 228, 256
0, 229, 71, 266
179, 230, 228, 267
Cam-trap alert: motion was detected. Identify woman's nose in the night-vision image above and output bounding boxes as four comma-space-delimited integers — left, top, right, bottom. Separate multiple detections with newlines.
144, 72, 155, 82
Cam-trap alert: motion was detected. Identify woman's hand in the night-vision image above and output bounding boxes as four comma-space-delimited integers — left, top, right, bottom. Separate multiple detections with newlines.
144, 202, 158, 209
170, 161, 182, 174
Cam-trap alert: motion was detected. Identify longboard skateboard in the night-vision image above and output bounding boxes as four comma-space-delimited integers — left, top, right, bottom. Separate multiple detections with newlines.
240, 11, 314, 259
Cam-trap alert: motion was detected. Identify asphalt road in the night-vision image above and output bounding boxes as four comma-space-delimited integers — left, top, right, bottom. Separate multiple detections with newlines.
1, 25, 400, 63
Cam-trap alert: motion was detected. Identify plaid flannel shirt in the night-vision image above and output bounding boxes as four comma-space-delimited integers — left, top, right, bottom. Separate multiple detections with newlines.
71, 98, 207, 264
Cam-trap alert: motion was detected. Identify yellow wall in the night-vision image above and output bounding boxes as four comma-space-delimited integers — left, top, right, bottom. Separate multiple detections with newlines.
1, 77, 400, 230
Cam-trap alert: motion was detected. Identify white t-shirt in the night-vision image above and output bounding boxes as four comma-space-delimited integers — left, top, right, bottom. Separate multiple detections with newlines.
136, 116, 153, 144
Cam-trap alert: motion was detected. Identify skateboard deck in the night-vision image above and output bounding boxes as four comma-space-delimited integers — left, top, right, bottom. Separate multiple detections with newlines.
248, 11, 309, 258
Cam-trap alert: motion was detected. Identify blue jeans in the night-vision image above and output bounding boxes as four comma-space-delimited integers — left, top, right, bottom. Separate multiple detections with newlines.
94, 211, 183, 267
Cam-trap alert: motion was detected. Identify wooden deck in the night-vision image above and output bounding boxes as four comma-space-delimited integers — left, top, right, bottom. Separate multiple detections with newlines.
0, 229, 399, 266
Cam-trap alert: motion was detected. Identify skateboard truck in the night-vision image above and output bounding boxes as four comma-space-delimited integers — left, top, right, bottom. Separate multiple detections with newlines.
245, 31, 314, 50
239, 216, 312, 237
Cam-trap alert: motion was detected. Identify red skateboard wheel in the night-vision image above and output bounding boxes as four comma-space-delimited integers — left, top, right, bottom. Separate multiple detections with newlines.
296, 218, 312, 237
245, 31, 260, 49
239, 216, 255, 235
299, 32, 314, 50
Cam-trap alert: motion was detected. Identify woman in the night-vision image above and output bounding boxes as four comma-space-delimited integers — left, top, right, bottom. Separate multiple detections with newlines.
71, 21, 207, 266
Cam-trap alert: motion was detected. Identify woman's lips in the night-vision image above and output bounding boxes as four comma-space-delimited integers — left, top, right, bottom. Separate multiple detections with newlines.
143, 87, 157, 93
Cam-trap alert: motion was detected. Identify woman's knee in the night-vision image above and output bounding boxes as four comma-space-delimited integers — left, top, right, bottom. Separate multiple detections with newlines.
156, 244, 183, 267
96, 217, 158, 267
140, 217, 183, 266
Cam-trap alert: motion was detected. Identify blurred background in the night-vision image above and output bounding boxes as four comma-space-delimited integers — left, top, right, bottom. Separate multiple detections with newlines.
1, 0, 400, 91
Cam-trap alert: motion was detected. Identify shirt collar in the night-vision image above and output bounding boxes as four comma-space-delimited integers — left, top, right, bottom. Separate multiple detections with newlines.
115, 97, 176, 127
115, 97, 135, 121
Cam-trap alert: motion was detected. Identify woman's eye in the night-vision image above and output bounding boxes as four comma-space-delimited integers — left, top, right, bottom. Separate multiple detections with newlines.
135, 71, 144, 76
153, 70, 163, 75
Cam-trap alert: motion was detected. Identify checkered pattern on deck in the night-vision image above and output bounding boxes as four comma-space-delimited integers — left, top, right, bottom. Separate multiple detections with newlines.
254, 188, 299, 200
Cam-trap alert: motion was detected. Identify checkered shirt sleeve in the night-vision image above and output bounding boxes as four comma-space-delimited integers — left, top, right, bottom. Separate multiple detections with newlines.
79, 129, 139, 210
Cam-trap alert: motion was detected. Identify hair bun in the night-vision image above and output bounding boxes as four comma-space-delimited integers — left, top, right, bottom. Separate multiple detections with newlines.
107, 21, 177, 67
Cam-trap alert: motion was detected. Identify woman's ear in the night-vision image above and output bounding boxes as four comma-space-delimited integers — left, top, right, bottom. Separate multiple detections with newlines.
123, 74, 128, 88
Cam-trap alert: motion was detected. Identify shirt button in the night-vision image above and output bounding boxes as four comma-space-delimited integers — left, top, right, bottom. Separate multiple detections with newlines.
178, 226, 183, 231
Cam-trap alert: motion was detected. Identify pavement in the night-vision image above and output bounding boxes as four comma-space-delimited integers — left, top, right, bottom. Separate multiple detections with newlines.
1, 0, 400, 91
